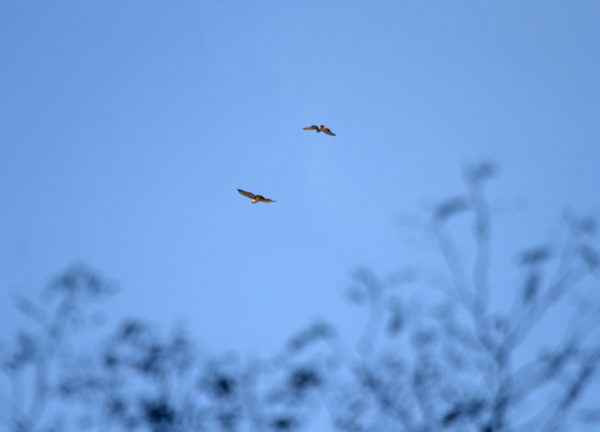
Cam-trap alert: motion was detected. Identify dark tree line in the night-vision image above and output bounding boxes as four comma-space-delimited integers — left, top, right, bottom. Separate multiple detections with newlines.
2, 162, 600, 432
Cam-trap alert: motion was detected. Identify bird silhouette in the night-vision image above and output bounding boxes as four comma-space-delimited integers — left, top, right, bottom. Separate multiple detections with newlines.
237, 189, 276, 204
303, 125, 336, 136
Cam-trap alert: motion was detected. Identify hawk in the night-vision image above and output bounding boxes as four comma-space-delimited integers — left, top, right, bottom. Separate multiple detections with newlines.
237, 189, 276, 204
303, 125, 336, 136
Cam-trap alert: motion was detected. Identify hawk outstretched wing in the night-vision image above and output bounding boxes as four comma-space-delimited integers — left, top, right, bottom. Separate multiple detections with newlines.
237, 189, 256, 199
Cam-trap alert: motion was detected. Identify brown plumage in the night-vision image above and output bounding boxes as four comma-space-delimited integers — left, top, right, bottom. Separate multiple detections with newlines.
303, 125, 336, 136
237, 189, 276, 204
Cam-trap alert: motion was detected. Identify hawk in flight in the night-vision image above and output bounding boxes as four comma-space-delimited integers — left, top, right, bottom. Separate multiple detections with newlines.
303, 125, 336, 136
237, 189, 276, 204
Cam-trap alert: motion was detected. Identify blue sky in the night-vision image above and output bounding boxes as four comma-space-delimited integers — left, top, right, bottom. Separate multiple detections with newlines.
1, 0, 599, 415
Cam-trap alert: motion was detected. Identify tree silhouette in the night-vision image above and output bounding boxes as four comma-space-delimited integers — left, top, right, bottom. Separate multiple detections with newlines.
3, 162, 600, 432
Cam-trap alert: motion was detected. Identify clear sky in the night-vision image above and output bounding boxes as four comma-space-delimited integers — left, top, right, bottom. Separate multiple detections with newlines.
1, 0, 599, 417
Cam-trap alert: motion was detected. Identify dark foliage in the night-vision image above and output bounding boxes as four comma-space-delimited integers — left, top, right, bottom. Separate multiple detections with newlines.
3, 163, 600, 431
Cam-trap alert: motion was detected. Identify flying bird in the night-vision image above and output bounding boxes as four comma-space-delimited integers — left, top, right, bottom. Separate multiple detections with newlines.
303, 125, 336, 136
237, 189, 276, 204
